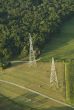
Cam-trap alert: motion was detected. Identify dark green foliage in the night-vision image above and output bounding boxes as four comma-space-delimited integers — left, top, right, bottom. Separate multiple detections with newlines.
0, 0, 74, 61
1, 61, 11, 69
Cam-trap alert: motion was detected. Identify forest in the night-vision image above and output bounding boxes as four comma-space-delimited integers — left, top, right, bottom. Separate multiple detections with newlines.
0, 0, 74, 64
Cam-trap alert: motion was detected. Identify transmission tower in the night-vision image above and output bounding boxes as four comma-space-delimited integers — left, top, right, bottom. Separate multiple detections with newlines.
29, 33, 36, 65
50, 57, 58, 88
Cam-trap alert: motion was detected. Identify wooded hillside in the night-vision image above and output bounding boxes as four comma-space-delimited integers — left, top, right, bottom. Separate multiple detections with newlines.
0, 0, 74, 62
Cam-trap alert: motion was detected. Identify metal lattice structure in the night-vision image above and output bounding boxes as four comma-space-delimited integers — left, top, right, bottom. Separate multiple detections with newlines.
29, 33, 36, 65
50, 57, 58, 88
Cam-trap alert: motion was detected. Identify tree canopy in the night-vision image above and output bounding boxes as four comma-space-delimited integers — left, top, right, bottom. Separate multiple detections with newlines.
0, 0, 74, 61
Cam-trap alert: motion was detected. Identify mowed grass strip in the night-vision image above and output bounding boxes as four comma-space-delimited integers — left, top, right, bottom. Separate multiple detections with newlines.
65, 62, 74, 105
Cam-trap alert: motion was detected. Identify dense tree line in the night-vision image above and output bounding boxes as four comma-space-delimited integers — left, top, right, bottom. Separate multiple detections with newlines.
0, 0, 74, 63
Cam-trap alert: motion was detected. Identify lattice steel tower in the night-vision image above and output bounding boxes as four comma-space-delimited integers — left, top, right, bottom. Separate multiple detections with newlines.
50, 57, 58, 88
29, 33, 36, 65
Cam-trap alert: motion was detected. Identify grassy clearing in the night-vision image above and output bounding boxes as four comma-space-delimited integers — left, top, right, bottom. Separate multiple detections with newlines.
41, 17, 74, 61
0, 62, 68, 110
0, 16, 74, 110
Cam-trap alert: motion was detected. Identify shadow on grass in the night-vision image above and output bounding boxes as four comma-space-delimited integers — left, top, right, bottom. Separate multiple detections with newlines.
0, 93, 74, 110
0, 94, 38, 110
42, 33, 74, 54
10, 61, 26, 68
42, 17, 74, 58
42, 106, 74, 110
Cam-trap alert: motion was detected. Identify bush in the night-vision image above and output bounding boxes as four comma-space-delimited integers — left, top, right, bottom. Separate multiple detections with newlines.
1, 61, 11, 69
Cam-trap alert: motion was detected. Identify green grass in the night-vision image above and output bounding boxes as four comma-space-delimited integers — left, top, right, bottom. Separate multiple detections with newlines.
66, 62, 74, 105
64, 63, 71, 104
0, 62, 69, 110
0, 17, 74, 110
0, 95, 73, 110
41, 17, 74, 61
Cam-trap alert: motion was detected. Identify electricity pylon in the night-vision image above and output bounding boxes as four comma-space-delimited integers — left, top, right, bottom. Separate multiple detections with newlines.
29, 33, 36, 65
50, 57, 58, 88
